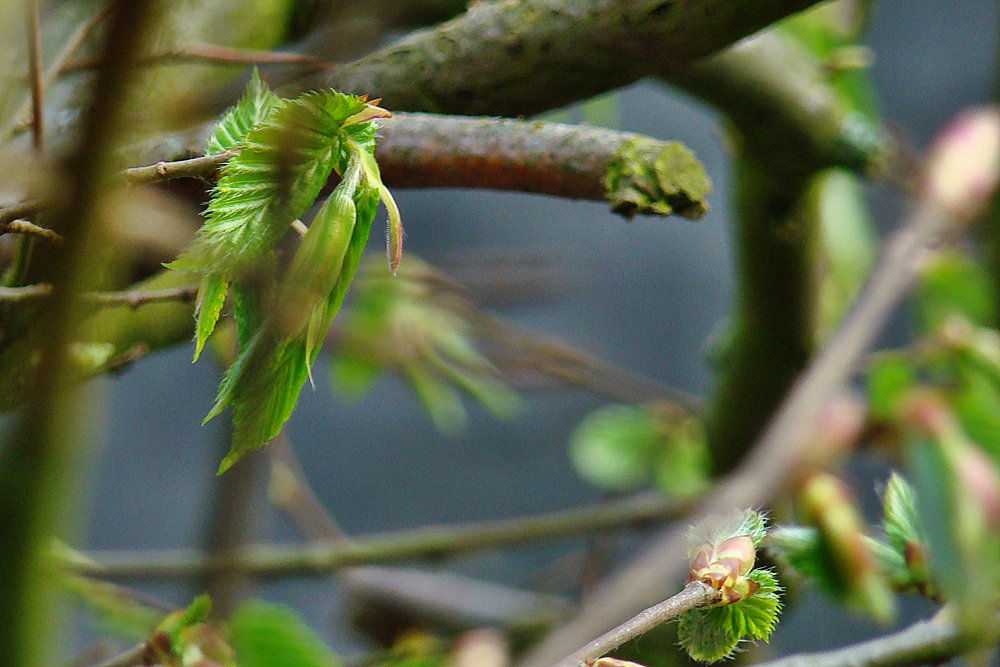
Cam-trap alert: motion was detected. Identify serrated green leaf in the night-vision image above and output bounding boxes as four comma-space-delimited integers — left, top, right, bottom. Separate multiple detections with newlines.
866, 352, 916, 420
882, 472, 924, 556
915, 250, 996, 332
206, 68, 279, 156
193, 273, 230, 362
229, 601, 339, 667
218, 337, 309, 473
169, 90, 369, 276
677, 570, 782, 663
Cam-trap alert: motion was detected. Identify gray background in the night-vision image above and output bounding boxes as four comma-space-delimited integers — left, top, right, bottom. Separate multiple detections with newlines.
78, 0, 997, 659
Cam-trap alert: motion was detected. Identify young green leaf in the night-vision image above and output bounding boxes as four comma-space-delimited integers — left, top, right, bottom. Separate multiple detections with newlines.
228, 601, 340, 667
206, 68, 279, 156
677, 569, 782, 662
193, 273, 230, 362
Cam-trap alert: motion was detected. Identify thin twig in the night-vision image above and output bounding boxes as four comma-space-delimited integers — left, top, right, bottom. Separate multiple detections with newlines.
122, 151, 234, 185
2, 219, 63, 243
67, 491, 695, 580
63, 43, 333, 73
751, 612, 996, 667
0, 6, 111, 146
26, 0, 43, 151
555, 581, 721, 667
0, 284, 52, 302
0, 284, 200, 309
93, 643, 145, 667
83, 284, 200, 309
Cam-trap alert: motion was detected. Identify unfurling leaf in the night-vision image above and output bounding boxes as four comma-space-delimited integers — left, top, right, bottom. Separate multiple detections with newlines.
166, 74, 402, 471
677, 569, 782, 662
330, 255, 518, 434
193, 273, 230, 362
206, 68, 279, 157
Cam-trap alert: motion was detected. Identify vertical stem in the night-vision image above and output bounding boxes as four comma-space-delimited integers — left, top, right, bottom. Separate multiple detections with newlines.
704, 148, 816, 472
27, 0, 43, 152
0, 2, 157, 666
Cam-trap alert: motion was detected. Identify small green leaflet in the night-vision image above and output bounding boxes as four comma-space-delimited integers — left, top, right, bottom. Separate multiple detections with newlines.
168, 74, 402, 472
206, 68, 278, 157
678, 569, 782, 663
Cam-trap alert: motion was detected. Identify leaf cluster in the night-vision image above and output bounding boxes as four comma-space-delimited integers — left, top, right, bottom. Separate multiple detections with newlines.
167, 71, 401, 472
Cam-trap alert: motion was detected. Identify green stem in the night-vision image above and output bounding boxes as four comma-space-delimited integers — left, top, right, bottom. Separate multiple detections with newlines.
704, 151, 815, 472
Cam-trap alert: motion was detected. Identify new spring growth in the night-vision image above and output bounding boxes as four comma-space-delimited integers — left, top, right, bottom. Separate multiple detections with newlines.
687, 531, 759, 605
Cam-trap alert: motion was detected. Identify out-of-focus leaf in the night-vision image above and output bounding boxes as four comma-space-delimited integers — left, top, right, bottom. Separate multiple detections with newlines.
866, 352, 916, 421
229, 601, 339, 667
330, 255, 518, 434
906, 402, 1000, 630
810, 169, 877, 341
653, 417, 710, 497
798, 473, 896, 623
915, 251, 996, 332
569, 404, 662, 491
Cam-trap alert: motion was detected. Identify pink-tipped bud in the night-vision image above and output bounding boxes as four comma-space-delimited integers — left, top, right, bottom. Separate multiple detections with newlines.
924, 106, 1000, 222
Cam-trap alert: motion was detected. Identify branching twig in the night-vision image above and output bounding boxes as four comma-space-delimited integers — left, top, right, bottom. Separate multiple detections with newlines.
122, 151, 235, 185
67, 491, 695, 580
554, 580, 721, 667
311, 0, 824, 117
0, 6, 110, 146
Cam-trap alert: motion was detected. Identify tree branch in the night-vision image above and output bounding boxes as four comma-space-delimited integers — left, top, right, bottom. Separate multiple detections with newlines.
308, 0, 824, 117
66, 491, 695, 580
376, 113, 709, 219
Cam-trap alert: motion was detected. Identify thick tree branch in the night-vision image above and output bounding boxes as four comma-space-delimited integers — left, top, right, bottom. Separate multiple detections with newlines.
308, 0, 824, 117
67, 491, 695, 580
376, 113, 709, 218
